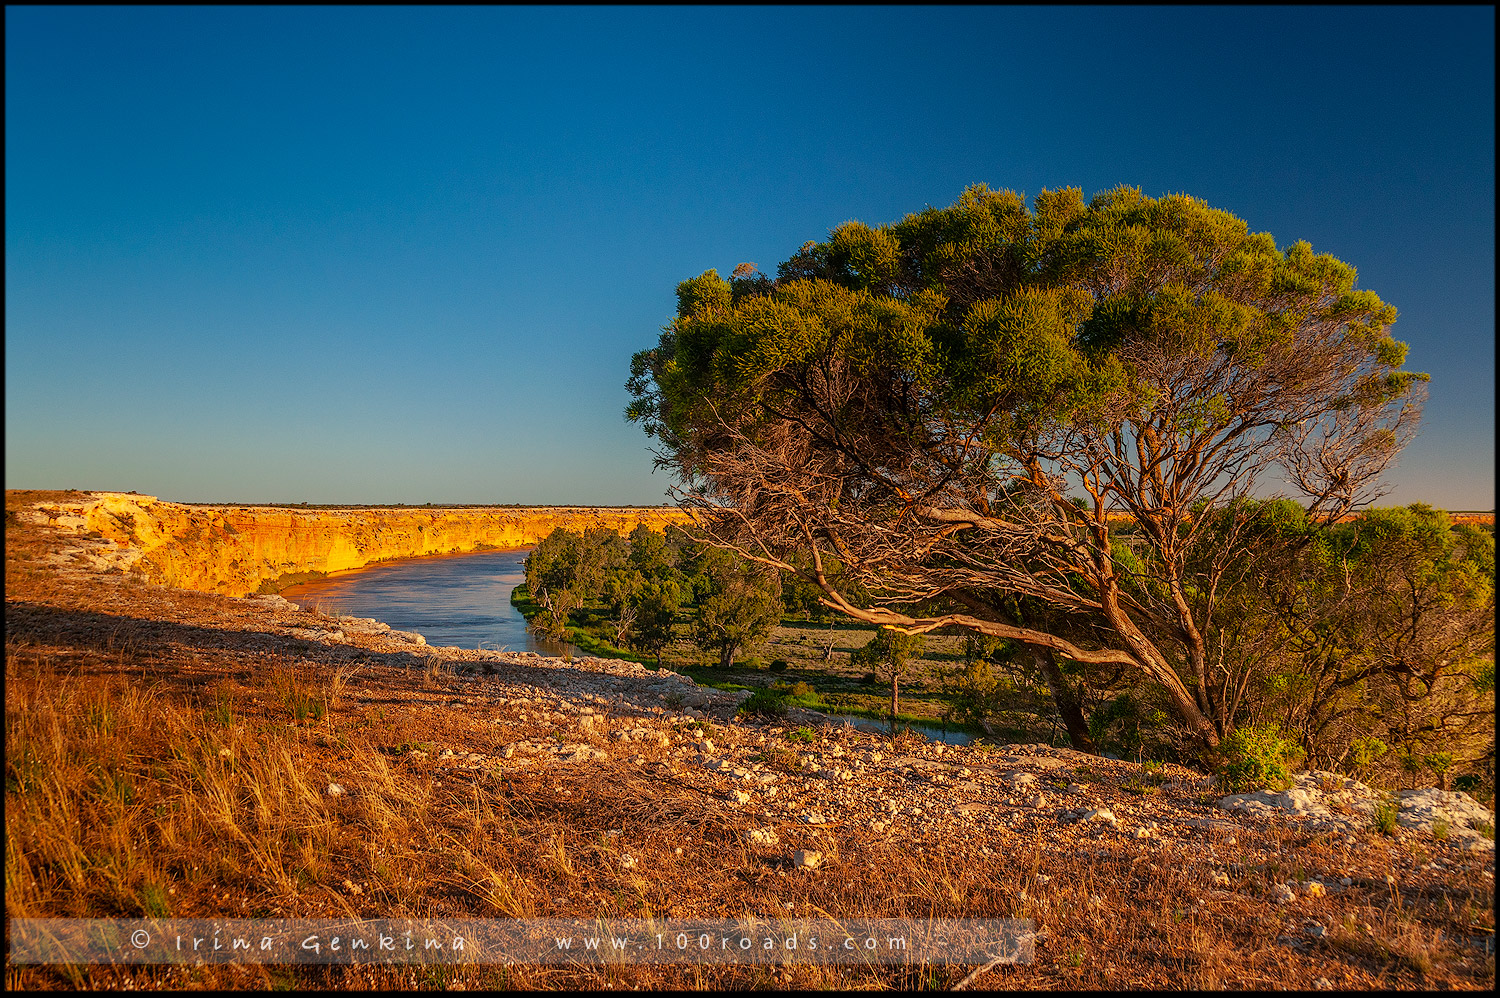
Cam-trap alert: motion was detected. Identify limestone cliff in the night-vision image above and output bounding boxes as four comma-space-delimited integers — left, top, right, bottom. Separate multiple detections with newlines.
18, 492, 690, 598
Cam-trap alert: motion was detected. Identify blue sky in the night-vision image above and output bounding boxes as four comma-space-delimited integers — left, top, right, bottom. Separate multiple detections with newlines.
6, 6, 1494, 508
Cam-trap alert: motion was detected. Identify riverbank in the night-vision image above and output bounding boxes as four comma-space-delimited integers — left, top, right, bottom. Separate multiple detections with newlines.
5, 490, 1494, 990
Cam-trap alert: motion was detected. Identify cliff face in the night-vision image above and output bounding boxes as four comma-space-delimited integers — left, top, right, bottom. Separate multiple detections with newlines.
18, 492, 690, 597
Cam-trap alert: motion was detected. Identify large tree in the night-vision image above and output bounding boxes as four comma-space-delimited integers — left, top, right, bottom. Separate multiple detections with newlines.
628, 185, 1425, 753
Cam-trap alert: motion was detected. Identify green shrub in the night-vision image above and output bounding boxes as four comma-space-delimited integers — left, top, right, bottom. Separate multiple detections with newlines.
1373, 797, 1399, 836
1347, 736, 1388, 777
941, 659, 1005, 728
768, 659, 789, 673
1424, 751, 1454, 790
738, 689, 789, 718
1215, 724, 1303, 793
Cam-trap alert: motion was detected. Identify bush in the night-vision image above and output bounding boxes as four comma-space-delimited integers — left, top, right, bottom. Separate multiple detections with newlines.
1215, 724, 1303, 793
942, 659, 1005, 729
1373, 797, 1399, 835
768, 659, 789, 673
1347, 736, 1388, 777
738, 689, 789, 718
767, 680, 821, 708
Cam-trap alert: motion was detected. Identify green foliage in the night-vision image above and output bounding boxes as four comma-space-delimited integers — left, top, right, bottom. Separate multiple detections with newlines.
1472, 660, 1494, 694
738, 681, 824, 719
1084, 690, 1172, 760
1373, 796, 1399, 836
1348, 737, 1389, 777
691, 547, 782, 669
942, 657, 1008, 728
780, 680, 817, 699
1199, 499, 1494, 785
768, 659, 789, 673
625, 578, 682, 668
1424, 751, 1454, 789
140, 880, 172, 918
739, 689, 789, 718
1215, 724, 1304, 793
850, 628, 925, 677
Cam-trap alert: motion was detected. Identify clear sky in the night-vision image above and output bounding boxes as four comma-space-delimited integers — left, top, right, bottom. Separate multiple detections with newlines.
6, 6, 1494, 508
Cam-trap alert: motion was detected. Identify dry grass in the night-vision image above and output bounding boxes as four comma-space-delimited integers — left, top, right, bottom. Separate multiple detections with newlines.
8, 632, 1495, 990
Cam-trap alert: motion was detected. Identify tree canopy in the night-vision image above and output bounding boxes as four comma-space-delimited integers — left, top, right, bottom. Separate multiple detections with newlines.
628, 185, 1427, 753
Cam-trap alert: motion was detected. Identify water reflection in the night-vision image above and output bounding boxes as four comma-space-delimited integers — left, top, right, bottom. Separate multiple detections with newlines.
279, 548, 578, 657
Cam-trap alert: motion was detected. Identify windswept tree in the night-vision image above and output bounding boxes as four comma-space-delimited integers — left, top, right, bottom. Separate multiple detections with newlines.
628, 184, 1425, 755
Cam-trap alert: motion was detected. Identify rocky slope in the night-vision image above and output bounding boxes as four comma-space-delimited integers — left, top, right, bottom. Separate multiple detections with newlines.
15, 491, 688, 597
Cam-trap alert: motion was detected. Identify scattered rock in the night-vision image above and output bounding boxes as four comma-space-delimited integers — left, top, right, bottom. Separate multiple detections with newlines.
1218, 771, 1494, 848
1081, 808, 1120, 828
553, 743, 607, 763
747, 828, 779, 847
327, 783, 345, 797
791, 849, 823, 870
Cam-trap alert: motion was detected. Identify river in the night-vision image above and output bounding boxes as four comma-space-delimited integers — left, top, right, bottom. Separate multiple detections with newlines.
279, 548, 578, 657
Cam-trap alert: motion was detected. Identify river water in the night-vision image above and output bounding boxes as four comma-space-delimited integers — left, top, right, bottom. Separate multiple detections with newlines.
279, 548, 577, 657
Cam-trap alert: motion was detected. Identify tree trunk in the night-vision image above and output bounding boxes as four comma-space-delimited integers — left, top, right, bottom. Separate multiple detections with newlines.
719, 642, 738, 670
890, 672, 899, 722
1033, 649, 1097, 754
1098, 591, 1221, 752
